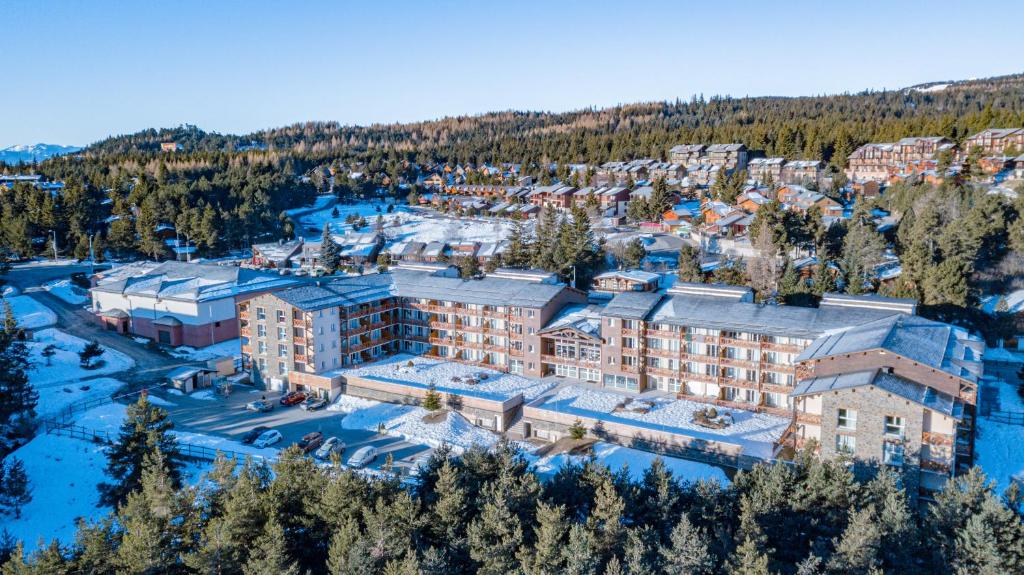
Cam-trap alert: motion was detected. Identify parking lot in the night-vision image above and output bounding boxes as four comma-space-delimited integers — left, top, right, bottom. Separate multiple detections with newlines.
149, 385, 433, 474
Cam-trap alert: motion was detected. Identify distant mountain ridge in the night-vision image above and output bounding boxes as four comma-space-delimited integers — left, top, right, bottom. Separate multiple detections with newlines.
0, 143, 81, 165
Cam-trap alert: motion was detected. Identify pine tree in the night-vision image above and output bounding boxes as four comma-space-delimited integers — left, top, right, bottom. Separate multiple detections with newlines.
0, 302, 34, 429
319, 223, 341, 272
826, 507, 881, 575
522, 502, 568, 575
620, 238, 647, 269
562, 523, 601, 575
242, 516, 299, 575
586, 474, 625, 561
78, 339, 105, 369
100, 395, 184, 507
0, 458, 32, 518
660, 515, 715, 575
674, 244, 702, 283
467, 487, 525, 575
840, 202, 885, 294
621, 527, 657, 575
726, 537, 771, 575
114, 450, 180, 574
422, 384, 443, 411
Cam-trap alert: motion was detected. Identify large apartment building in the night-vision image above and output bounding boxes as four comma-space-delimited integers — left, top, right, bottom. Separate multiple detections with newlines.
239, 265, 586, 394
846, 137, 954, 182
236, 265, 983, 492
962, 128, 1024, 156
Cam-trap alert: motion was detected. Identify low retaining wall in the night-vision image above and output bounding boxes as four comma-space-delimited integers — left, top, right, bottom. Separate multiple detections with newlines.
523, 404, 763, 470
340, 374, 522, 432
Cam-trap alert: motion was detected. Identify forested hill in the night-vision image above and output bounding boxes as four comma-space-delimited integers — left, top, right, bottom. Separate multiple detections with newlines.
76, 72, 1024, 168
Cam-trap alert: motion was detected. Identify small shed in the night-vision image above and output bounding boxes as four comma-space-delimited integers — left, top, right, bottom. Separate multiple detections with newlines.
167, 366, 216, 394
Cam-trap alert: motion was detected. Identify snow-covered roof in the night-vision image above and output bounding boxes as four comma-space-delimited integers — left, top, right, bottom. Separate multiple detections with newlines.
539, 304, 603, 339
791, 369, 960, 418
91, 261, 303, 303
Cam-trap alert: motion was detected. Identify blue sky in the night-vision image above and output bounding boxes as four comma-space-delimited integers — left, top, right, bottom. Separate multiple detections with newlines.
2, 0, 1022, 148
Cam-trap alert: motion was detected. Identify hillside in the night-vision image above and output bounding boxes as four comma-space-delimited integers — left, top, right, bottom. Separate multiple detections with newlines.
72, 72, 1024, 169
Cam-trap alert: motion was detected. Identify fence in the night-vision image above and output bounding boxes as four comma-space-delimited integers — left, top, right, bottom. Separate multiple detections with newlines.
987, 410, 1024, 426
44, 418, 268, 464
42, 383, 269, 465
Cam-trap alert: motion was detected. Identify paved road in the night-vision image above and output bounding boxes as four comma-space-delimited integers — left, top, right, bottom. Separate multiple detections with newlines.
4, 261, 201, 386
151, 387, 431, 473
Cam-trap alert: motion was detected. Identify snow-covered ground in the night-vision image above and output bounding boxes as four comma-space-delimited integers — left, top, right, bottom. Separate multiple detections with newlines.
41, 279, 89, 305
5, 295, 56, 329
333, 353, 556, 401
333, 394, 500, 453
0, 404, 208, 551
975, 378, 1024, 492
168, 338, 241, 361
35, 376, 124, 419
295, 199, 524, 251
528, 441, 730, 485
535, 386, 791, 459
27, 329, 134, 388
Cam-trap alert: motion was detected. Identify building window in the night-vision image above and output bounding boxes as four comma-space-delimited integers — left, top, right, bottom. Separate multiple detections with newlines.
884, 416, 904, 438
835, 435, 856, 455
882, 442, 904, 466
276, 310, 286, 323
256, 307, 266, 321
278, 344, 288, 357
837, 408, 857, 430
257, 324, 266, 337
277, 327, 287, 339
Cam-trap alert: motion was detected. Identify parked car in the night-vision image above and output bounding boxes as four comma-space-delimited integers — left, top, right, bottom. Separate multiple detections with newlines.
315, 436, 346, 460
253, 429, 282, 448
347, 446, 378, 468
280, 391, 306, 406
245, 400, 274, 412
241, 426, 271, 444
300, 396, 328, 411
298, 431, 324, 453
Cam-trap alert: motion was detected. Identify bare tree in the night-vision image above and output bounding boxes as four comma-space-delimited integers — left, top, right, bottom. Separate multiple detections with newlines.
748, 231, 782, 299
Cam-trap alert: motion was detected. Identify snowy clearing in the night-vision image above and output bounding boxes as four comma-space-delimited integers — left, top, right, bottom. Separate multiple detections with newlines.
295, 200, 525, 251
189, 389, 219, 401
528, 441, 730, 485
27, 329, 135, 388
5, 295, 56, 329
334, 353, 555, 401
41, 279, 89, 305
334, 394, 499, 453
0, 411, 207, 551
35, 376, 124, 419
535, 386, 790, 459
169, 338, 241, 361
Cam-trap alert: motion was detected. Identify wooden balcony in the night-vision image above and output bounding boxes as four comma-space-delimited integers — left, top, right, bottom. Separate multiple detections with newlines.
761, 341, 804, 353
681, 372, 718, 384
922, 431, 954, 447
721, 356, 758, 370
920, 459, 952, 475
647, 347, 679, 358
796, 412, 822, 426
720, 337, 760, 349
647, 366, 679, 377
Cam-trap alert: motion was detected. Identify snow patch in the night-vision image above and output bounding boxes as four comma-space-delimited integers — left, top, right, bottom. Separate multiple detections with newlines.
41, 279, 89, 305
5, 295, 56, 329
168, 338, 241, 361
27, 329, 135, 388
528, 441, 730, 485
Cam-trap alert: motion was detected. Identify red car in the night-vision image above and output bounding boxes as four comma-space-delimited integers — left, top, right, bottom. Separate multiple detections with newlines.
298, 431, 324, 453
280, 391, 307, 406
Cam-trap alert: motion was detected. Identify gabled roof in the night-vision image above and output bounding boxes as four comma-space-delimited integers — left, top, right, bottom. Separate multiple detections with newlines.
795, 314, 957, 372
603, 292, 664, 319
539, 304, 603, 340
791, 369, 961, 418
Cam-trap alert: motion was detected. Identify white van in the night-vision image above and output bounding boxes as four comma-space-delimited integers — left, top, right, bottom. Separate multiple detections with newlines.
347, 445, 378, 468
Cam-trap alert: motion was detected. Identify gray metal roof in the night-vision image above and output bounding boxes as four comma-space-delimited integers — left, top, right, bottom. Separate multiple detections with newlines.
648, 295, 900, 338
791, 369, 959, 417
795, 314, 952, 368
603, 292, 665, 319
275, 274, 397, 311
391, 268, 568, 308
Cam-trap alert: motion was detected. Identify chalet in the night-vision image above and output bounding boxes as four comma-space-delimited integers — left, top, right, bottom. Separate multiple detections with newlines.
687, 164, 720, 187
704, 143, 748, 170
421, 241, 450, 262
598, 186, 631, 217
746, 157, 785, 184
700, 200, 734, 225
846, 143, 895, 182
892, 136, 954, 164
647, 162, 686, 182
780, 160, 823, 184
160, 142, 183, 152
592, 270, 661, 294
978, 156, 1014, 174
396, 241, 426, 262
668, 144, 705, 166
777, 185, 844, 217
476, 241, 508, 263
962, 128, 1024, 156
737, 188, 771, 212
421, 173, 444, 189
252, 239, 304, 269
